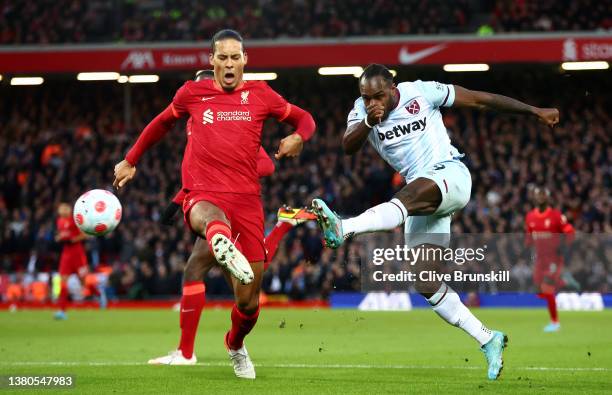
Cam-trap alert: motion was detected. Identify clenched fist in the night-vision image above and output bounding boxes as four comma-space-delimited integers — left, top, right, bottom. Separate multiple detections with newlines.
113, 160, 137, 189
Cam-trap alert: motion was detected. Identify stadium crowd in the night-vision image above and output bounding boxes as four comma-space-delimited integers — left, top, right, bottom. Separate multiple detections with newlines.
1, 0, 610, 45
0, 69, 610, 302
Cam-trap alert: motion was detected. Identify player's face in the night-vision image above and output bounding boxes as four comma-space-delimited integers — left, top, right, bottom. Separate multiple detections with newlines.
533, 188, 549, 206
57, 203, 71, 217
210, 39, 247, 91
359, 76, 395, 120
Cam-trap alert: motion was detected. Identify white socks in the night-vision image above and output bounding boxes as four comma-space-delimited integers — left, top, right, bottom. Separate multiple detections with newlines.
341, 198, 408, 236
428, 283, 493, 346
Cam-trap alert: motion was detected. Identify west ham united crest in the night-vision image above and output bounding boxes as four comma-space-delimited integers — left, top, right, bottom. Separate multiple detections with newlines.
406, 99, 420, 115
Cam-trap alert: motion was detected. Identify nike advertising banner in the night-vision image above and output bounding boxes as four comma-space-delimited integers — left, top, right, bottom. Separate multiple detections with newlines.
0, 34, 610, 72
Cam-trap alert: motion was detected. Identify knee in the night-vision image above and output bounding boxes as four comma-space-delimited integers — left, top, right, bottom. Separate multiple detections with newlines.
235, 297, 259, 315
394, 188, 418, 208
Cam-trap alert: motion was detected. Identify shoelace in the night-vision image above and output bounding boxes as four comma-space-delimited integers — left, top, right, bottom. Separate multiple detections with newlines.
230, 350, 250, 370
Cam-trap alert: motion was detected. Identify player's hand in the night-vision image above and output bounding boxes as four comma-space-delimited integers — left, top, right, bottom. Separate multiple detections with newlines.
275, 133, 303, 159
535, 108, 560, 128
113, 160, 137, 189
366, 103, 385, 126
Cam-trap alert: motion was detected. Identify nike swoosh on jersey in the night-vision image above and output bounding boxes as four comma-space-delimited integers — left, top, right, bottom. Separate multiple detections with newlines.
398, 44, 447, 65
201, 96, 215, 101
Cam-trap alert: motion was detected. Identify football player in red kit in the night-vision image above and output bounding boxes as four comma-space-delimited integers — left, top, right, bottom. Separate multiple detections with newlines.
113, 30, 316, 378
525, 187, 576, 332
54, 203, 104, 319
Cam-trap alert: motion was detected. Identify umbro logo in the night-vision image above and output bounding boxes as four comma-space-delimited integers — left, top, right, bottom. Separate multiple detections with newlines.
202, 109, 214, 124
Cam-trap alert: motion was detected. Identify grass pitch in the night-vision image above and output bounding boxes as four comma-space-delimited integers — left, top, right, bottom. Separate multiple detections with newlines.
1, 308, 611, 394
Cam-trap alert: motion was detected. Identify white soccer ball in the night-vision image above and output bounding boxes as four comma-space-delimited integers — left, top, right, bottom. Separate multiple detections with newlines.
73, 189, 122, 236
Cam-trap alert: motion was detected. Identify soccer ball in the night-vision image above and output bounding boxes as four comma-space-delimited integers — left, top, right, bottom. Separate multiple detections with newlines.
73, 189, 122, 236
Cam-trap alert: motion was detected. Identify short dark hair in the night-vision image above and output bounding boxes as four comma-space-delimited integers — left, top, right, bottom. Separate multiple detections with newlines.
360, 63, 393, 85
211, 29, 244, 53
534, 186, 551, 196
194, 69, 214, 80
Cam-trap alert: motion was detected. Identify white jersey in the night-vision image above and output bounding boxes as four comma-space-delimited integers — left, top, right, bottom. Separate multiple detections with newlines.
347, 80, 461, 182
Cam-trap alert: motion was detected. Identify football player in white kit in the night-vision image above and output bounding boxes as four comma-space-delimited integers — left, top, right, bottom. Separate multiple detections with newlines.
312, 64, 559, 380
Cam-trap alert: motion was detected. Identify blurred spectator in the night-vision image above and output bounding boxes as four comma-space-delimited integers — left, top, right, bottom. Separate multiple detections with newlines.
0, 68, 610, 300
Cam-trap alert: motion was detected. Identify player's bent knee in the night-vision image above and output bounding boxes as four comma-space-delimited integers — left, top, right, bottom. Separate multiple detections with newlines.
236, 300, 259, 315
395, 178, 442, 215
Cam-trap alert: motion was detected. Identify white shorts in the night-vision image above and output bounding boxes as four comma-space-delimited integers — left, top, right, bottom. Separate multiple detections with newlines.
404, 159, 471, 247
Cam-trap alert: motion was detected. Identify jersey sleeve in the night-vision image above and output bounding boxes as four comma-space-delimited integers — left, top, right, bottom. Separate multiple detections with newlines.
347, 98, 367, 128
171, 81, 192, 118
414, 80, 455, 108
264, 83, 291, 121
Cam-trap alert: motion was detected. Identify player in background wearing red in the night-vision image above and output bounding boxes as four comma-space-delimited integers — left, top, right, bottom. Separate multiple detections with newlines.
114, 30, 316, 378
525, 187, 577, 332
53, 203, 105, 319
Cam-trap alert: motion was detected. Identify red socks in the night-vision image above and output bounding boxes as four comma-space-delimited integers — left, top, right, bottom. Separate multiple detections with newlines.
205, 220, 232, 251
178, 281, 206, 359
264, 222, 293, 261
58, 282, 69, 312
227, 304, 260, 350
537, 293, 558, 323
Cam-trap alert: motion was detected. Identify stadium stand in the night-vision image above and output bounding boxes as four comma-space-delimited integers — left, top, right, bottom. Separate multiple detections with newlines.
0, 68, 609, 300
1, 0, 610, 45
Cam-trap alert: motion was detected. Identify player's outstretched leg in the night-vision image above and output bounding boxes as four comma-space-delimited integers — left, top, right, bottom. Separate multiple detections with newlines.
264, 206, 317, 260
424, 280, 508, 380
53, 276, 69, 320
149, 238, 214, 365
312, 178, 438, 248
189, 201, 254, 285
225, 261, 264, 379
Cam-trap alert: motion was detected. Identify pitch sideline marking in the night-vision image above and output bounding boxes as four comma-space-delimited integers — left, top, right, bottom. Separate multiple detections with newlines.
0, 361, 609, 372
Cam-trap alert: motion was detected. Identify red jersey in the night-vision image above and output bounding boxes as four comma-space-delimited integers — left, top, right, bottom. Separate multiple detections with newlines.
171, 146, 275, 205
56, 216, 84, 251
525, 207, 574, 262
172, 79, 290, 195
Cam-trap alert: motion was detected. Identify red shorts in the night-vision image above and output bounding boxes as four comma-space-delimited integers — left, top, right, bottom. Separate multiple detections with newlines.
59, 244, 88, 276
183, 191, 266, 263
533, 258, 564, 289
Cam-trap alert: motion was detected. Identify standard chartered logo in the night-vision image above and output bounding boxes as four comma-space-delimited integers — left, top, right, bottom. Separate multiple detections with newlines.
217, 110, 252, 122
202, 109, 251, 124
202, 109, 214, 124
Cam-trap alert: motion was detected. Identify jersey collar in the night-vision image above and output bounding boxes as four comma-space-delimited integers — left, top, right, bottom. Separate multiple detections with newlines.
212, 79, 245, 92
534, 207, 551, 218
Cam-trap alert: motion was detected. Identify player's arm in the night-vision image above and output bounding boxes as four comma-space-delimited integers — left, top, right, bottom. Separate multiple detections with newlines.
275, 104, 316, 159
114, 104, 180, 189
560, 213, 575, 244
263, 84, 316, 159
70, 231, 89, 243
256, 147, 275, 177
453, 85, 559, 128
342, 101, 381, 155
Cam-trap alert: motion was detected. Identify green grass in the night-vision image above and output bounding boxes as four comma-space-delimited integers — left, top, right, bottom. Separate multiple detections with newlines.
0, 308, 611, 394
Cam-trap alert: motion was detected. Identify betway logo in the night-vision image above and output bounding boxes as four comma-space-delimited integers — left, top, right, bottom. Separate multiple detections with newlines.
378, 118, 426, 141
